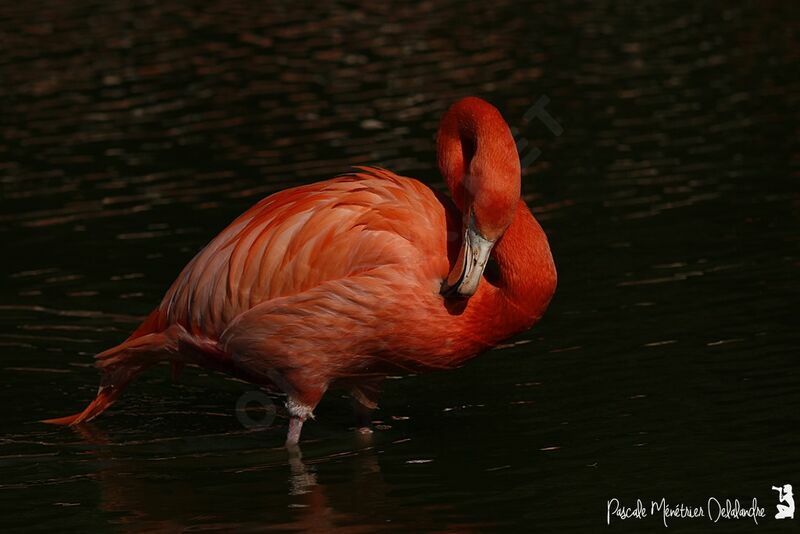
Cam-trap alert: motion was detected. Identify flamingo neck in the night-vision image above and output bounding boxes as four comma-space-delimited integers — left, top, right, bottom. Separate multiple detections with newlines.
437, 98, 521, 212
495, 200, 556, 316
458, 200, 557, 352
434, 97, 555, 362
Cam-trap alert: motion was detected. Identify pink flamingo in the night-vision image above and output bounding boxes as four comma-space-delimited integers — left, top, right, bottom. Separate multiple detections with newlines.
44, 97, 557, 445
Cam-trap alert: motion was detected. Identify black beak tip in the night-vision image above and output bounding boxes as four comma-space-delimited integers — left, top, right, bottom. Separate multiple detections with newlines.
440, 281, 468, 299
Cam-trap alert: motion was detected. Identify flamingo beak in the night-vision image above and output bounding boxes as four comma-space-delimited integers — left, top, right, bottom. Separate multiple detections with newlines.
442, 213, 496, 298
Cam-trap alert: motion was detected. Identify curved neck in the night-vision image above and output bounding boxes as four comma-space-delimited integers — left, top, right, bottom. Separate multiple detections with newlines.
437, 98, 521, 211
434, 98, 555, 361
456, 200, 557, 352
492, 200, 556, 317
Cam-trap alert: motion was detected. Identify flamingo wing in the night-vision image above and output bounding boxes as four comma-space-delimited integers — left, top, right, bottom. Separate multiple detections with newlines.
44, 168, 455, 428
159, 167, 450, 340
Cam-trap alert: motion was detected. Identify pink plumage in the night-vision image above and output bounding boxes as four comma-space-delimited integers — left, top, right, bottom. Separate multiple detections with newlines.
44, 97, 557, 445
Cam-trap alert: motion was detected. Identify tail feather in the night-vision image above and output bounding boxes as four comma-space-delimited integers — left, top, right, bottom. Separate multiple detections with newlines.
41, 386, 120, 426
42, 325, 181, 427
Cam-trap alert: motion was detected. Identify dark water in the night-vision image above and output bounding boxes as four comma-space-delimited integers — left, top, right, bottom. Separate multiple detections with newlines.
1, 0, 798, 531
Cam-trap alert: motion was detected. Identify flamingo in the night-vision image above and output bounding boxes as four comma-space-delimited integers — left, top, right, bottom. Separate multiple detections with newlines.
44, 97, 557, 445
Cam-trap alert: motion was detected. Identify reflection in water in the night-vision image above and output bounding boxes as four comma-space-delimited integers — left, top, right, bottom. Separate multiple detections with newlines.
67, 425, 456, 532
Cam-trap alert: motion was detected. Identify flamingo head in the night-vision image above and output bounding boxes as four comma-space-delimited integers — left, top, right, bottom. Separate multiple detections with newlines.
437, 97, 521, 298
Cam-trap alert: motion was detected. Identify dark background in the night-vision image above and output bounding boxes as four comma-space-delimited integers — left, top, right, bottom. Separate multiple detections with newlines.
1, 0, 798, 531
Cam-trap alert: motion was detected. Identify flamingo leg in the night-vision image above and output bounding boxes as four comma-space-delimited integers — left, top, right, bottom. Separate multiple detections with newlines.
349, 378, 382, 434
286, 416, 305, 446
353, 399, 374, 434
284, 391, 321, 446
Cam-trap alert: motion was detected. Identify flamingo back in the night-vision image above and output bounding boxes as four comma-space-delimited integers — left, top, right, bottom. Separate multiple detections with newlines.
158, 168, 450, 338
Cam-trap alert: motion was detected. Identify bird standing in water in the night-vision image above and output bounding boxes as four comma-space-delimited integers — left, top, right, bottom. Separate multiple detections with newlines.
45, 97, 557, 445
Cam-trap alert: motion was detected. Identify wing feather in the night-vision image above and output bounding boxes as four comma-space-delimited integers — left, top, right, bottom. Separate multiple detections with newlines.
159, 168, 450, 337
